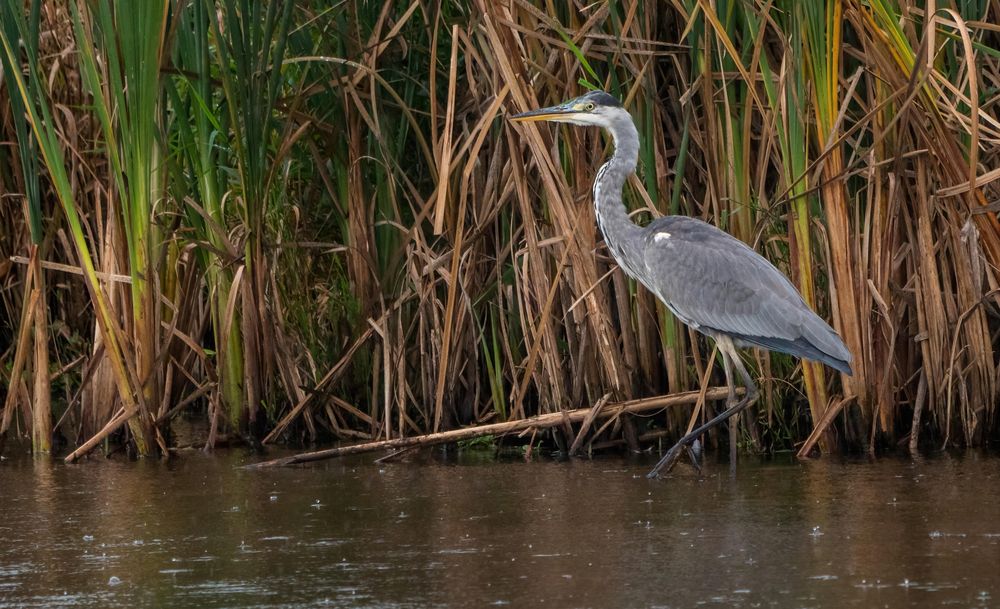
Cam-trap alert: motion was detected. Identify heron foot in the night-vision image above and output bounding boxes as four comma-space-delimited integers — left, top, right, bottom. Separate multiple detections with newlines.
646, 390, 758, 479
686, 443, 703, 475
646, 433, 698, 478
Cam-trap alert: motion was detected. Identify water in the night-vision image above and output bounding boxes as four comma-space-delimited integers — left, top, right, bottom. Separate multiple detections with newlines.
1, 449, 998, 608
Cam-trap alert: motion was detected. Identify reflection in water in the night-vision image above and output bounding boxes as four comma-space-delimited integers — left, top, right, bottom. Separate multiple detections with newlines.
0, 450, 998, 608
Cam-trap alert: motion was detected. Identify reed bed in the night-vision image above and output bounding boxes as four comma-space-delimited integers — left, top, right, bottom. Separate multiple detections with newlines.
1, 0, 998, 460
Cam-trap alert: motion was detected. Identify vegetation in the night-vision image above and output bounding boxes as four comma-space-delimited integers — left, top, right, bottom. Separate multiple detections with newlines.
1, 0, 998, 460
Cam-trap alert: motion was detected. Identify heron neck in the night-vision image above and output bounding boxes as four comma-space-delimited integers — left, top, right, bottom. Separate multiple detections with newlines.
594, 119, 644, 279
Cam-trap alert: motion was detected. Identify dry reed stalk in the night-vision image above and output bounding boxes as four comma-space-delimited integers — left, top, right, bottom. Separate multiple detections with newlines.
1, 257, 37, 438
29, 246, 51, 452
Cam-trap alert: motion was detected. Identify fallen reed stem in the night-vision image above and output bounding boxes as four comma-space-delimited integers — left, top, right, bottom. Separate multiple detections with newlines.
246, 387, 734, 468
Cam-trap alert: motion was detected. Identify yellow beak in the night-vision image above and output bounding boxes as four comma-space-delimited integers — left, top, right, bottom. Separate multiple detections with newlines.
510, 103, 579, 123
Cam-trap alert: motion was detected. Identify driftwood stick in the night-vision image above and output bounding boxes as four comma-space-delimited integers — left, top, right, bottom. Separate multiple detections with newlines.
569, 393, 611, 456
797, 394, 854, 459
246, 387, 731, 468
64, 405, 135, 463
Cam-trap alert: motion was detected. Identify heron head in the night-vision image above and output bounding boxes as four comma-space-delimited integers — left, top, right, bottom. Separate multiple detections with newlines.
510, 90, 626, 129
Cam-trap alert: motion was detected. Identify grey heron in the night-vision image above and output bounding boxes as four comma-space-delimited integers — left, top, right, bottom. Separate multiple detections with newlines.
511, 90, 852, 478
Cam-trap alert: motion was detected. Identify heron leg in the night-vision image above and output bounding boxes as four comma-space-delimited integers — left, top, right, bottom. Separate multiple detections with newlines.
647, 339, 758, 479
722, 348, 737, 406
722, 349, 738, 468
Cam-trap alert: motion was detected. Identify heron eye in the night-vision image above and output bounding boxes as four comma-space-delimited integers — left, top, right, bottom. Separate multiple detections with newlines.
584, 102, 596, 111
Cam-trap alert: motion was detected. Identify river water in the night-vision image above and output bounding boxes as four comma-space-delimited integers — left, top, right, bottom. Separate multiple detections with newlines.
1, 449, 998, 608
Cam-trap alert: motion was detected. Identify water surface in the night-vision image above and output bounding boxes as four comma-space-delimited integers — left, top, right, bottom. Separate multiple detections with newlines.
1, 449, 998, 607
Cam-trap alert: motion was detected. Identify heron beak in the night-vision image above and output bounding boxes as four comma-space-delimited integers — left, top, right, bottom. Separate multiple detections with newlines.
510, 103, 579, 123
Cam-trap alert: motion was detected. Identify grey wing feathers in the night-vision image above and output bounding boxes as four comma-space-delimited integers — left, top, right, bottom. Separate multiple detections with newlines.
640, 216, 852, 375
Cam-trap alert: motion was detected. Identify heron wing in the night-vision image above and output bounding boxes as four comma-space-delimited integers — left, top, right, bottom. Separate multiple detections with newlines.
639, 216, 851, 370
